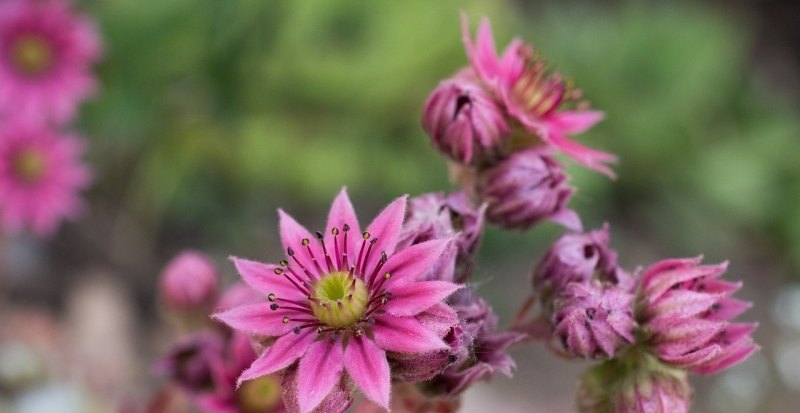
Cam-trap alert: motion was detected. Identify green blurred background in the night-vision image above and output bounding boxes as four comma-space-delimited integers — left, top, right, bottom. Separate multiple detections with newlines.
2, 0, 800, 412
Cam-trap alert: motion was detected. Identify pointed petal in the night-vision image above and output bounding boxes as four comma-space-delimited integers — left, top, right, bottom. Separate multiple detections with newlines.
380, 239, 451, 288
343, 336, 390, 410
279, 209, 325, 279
548, 110, 605, 134
363, 196, 407, 271
326, 188, 361, 269
237, 330, 315, 385
543, 131, 617, 179
693, 343, 759, 375
297, 339, 345, 413
212, 304, 298, 337
384, 281, 461, 316
231, 257, 306, 301
548, 208, 583, 232
372, 315, 449, 353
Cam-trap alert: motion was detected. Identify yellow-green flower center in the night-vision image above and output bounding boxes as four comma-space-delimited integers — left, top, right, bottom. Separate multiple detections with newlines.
311, 271, 368, 328
12, 149, 47, 183
10, 34, 54, 76
237, 374, 282, 413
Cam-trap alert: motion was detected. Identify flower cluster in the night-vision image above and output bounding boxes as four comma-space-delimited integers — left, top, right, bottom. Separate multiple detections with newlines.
0, 0, 100, 236
150, 13, 758, 413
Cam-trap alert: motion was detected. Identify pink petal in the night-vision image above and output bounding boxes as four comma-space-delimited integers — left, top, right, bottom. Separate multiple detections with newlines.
380, 238, 451, 288
363, 196, 407, 271
278, 209, 325, 279
548, 208, 583, 232
651, 290, 720, 320
212, 304, 298, 337
384, 281, 461, 316
548, 110, 605, 134
237, 330, 315, 385
231, 257, 306, 301
372, 315, 449, 353
297, 339, 345, 413
325, 188, 361, 268
661, 344, 722, 367
542, 131, 618, 179
343, 336, 390, 410
693, 343, 759, 375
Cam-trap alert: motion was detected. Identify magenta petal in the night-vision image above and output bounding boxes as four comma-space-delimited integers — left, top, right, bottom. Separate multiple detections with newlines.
661, 345, 722, 367
237, 330, 315, 385
693, 343, 759, 375
384, 281, 461, 316
548, 208, 583, 232
297, 339, 345, 413
343, 336, 391, 409
231, 257, 305, 301
326, 188, 361, 265
212, 304, 297, 337
548, 110, 605, 134
363, 196, 407, 271
380, 239, 450, 288
543, 131, 618, 178
278, 209, 325, 278
651, 290, 720, 320
372, 315, 449, 353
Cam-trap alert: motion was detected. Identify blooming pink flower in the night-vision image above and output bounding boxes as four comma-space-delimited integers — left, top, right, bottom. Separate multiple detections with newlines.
553, 282, 635, 358
159, 250, 220, 314
478, 148, 580, 231
422, 69, 509, 165
213, 189, 461, 412
461, 14, 617, 177
638, 257, 758, 375
0, 119, 90, 235
0, 0, 101, 124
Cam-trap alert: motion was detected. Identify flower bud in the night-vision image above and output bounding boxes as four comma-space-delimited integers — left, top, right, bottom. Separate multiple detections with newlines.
533, 224, 631, 310
159, 251, 219, 314
553, 282, 635, 358
478, 148, 580, 231
423, 70, 509, 165
577, 351, 691, 413
638, 257, 758, 375
398, 191, 486, 282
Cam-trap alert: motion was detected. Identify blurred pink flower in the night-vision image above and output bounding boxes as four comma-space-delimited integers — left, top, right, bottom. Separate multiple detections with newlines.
0, 0, 101, 124
0, 119, 90, 235
214, 189, 461, 413
159, 251, 220, 314
422, 69, 509, 165
478, 148, 580, 231
461, 14, 616, 177
638, 257, 759, 375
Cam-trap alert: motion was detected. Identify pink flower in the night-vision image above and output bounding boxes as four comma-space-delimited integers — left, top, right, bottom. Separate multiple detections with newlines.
638, 257, 759, 375
213, 189, 461, 412
422, 69, 509, 165
0, 119, 91, 235
478, 148, 580, 231
0, 0, 101, 124
159, 250, 220, 314
461, 14, 616, 177
553, 282, 635, 358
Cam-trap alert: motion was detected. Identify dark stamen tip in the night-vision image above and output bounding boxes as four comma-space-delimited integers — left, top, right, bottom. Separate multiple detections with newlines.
315, 231, 324, 239
287, 248, 295, 256
448, 354, 458, 363
293, 327, 301, 334
370, 238, 378, 245
270, 303, 279, 311
343, 224, 350, 232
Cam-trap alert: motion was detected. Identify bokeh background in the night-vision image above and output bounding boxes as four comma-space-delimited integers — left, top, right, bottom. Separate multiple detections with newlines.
1, 0, 799, 411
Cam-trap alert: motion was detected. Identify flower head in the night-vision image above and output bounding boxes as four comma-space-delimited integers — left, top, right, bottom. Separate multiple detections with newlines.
214, 189, 461, 412
553, 282, 635, 358
397, 191, 486, 282
0, 119, 91, 235
159, 250, 220, 314
478, 148, 580, 231
422, 70, 509, 165
638, 257, 758, 375
461, 14, 616, 177
0, 0, 101, 123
